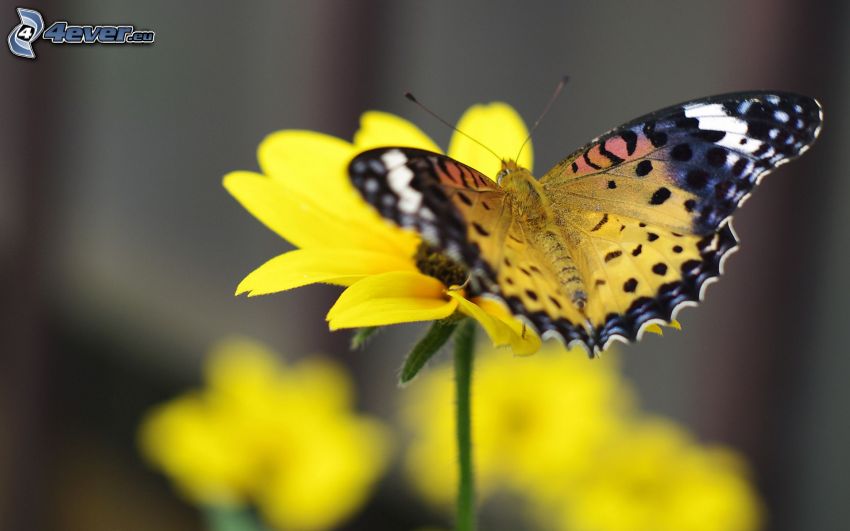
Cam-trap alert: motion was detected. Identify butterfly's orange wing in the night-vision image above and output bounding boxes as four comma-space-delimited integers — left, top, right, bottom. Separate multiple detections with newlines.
540, 92, 822, 350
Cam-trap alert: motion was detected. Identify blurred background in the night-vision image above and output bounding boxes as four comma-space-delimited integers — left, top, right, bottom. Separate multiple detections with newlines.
2, 1, 848, 530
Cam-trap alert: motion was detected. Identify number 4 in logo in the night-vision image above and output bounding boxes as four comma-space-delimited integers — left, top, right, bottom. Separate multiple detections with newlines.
17, 25, 35, 41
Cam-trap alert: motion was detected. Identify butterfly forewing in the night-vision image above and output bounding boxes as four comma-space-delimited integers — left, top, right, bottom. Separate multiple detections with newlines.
542, 92, 823, 234
349, 148, 507, 288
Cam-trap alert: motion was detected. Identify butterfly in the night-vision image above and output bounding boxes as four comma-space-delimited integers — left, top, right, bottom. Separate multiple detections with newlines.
348, 92, 823, 355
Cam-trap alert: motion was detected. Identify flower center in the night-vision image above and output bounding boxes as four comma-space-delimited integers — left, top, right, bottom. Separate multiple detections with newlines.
414, 241, 468, 288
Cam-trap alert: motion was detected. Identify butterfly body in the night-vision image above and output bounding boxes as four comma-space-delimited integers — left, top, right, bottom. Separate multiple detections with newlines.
349, 92, 822, 355
497, 164, 590, 308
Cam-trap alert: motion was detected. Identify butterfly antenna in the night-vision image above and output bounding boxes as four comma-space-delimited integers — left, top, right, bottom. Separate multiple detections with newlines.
515, 75, 570, 162
405, 92, 502, 163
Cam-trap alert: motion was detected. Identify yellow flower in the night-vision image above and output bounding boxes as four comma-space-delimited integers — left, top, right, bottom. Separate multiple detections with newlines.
401, 342, 633, 506
138, 338, 389, 531
545, 419, 763, 531
224, 103, 541, 354
401, 344, 762, 531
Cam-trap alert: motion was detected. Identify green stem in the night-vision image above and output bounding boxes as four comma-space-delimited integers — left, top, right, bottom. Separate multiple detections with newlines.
453, 318, 476, 531
203, 506, 267, 531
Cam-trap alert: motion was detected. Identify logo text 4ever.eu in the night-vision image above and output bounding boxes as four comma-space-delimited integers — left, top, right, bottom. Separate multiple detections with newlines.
8, 7, 154, 59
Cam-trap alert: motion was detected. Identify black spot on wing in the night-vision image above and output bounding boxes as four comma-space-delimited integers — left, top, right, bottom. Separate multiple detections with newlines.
649, 187, 671, 205
621, 130, 638, 155
635, 160, 653, 177
732, 159, 748, 176
671, 143, 693, 161
456, 191, 473, 206
706, 147, 727, 167
693, 130, 726, 142
604, 250, 622, 262
583, 150, 601, 170
599, 139, 624, 165
643, 120, 668, 147
686, 169, 709, 189
472, 222, 490, 236
591, 213, 609, 232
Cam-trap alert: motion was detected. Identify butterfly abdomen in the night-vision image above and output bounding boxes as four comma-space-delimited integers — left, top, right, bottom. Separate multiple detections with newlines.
531, 228, 588, 305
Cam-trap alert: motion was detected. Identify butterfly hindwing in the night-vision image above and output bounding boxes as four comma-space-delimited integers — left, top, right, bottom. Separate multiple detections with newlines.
566, 211, 737, 348
540, 91, 822, 349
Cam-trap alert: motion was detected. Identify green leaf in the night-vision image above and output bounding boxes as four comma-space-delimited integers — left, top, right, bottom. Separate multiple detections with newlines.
351, 326, 380, 349
400, 317, 462, 385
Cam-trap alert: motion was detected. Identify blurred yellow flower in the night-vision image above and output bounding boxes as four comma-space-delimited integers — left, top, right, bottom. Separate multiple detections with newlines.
402, 343, 762, 531
402, 342, 633, 506
138, 338, 389, 531
223, 104, 540, 355
546, 419, 763, 531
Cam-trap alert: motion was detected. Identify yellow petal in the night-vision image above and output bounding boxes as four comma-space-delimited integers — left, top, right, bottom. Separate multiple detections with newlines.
259, 130, 351, 181
646, 320, 683, 335
327, 272, 457, 329
353, 111, 442, 153
446, 290, 514, 347
473, 297, 542, 355
258, 130, 370, 216
223, 171, 413, 255
236, 249, 417, 296
645, 323, 664, 336
448, 102, 533, 179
